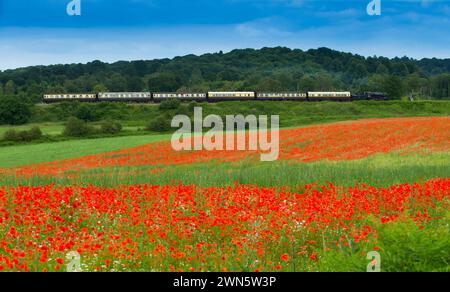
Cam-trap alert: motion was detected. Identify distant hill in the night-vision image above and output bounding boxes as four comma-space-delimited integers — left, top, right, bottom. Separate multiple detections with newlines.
0, 47, 449, 102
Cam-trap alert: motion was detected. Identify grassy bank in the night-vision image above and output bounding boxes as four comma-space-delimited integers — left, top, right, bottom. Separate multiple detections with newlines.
31, 100, 450, 127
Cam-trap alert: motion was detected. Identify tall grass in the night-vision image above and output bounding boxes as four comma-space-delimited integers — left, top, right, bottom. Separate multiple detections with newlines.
2, 152, 449, 188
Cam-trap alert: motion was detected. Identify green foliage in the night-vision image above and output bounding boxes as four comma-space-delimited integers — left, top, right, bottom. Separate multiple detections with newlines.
147, 72, 182, 92
24, 126, 43, 141
76, 104, 100, 121
382, 75, 405, 99
100, 120, 123, 134
3, 80, 16, 95
0, 96, 32, 125
187, 101, 199, 112
315, 213, 450, 272
159, 99, 181, 110
29, 100, 450, 128
3, 126, 43, 142
376, 216, 450, 272
63, 117, 92, 137
2, 129, 20, 142
1, 47, 450, 101
430, 73, 450, 99
146, 114, 173, 132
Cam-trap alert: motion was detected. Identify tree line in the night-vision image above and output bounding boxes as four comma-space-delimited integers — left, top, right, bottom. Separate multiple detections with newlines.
0, 47, 450, 103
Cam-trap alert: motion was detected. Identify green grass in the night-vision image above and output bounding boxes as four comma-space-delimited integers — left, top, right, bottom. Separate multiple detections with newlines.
0, 133, 171, 168
33, 100, 450, 128
3, 152, 449, 188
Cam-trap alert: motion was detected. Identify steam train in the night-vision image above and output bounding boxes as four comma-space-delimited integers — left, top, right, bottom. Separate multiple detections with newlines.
43, 91, 388, 103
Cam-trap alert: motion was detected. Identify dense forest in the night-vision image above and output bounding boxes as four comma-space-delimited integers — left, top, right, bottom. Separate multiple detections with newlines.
1, 47, 450, 103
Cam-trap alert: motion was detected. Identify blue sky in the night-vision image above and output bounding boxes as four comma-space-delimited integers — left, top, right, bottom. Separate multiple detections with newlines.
0, 0, 449, 69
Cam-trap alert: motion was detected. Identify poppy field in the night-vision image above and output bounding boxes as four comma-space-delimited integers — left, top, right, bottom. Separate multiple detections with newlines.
0, 117, 449, 272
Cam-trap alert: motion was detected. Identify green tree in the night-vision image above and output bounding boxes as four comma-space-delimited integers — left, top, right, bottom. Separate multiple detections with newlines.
298, 75, 316, 91
76, 104, 98, 121
404, 74, 423, 96
382, 75, 404, 99
430, 73, 450, 99
0, 96, 32, 125
4, 80, 16, 95
257, 78, 283, 92
376, 64, 389, 75
127, 76, 144, 91
148, 73, 181, 92
315, 73, 334, 91
107, 73, 127, 92
93, 83, 108, 93
189, 68, 204, 86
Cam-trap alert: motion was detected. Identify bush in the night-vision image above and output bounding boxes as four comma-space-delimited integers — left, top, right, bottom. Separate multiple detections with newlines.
63, 117, 92, 137
146, 114, 173, 132
20, 126, 43, 141
3, 129, 21, 142
100, 120, 123, 134
159, 99, 181, 110
0, 96, 32, 125
3, 126, 43, 142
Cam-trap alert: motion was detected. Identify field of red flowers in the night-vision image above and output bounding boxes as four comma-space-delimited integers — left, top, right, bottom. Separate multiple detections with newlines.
7, 117, 450, 178
0, 178, 448, 272
0, 117, 449, 272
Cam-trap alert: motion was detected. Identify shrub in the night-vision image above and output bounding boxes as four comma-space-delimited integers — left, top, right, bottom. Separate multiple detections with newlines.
63, 117, 92, 137
0, 96, 32, 125
20, 126, 43, 141
3, 129, 21, 142
75, 104, 99, 122
146, 114, 173, 132
3, 126, 43, 142
159, 99, 181, 110
100, 120, 123, 134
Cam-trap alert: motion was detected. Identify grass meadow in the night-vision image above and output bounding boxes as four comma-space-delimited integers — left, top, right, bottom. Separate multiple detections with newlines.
0, 104, 448, 272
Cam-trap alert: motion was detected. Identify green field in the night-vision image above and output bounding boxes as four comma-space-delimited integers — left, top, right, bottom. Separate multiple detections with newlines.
0, 133, 170, 168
